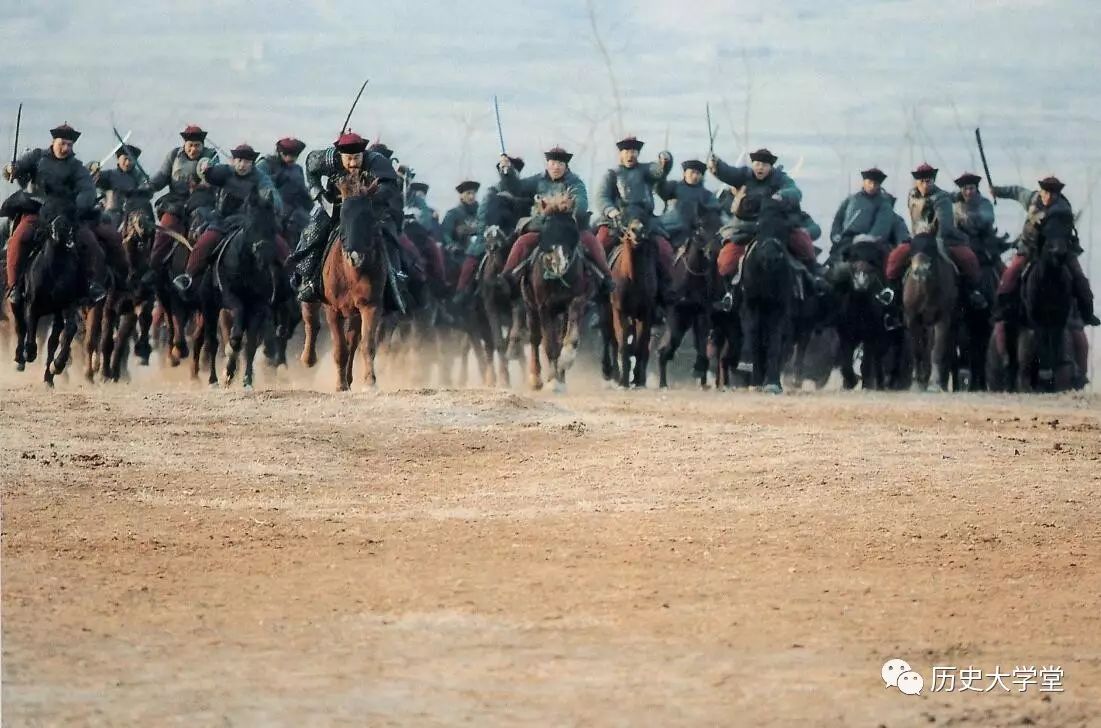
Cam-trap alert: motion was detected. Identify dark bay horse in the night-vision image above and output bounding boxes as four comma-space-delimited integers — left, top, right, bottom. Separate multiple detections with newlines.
300, 175, 389, 391
740, 197, 795, 393
9, 200, 85, 386
833, 238, 891, 390
191, 198, 279, 388
903, 233, 958, 391
521, 194, 588, 392
602, 204, 661, 388
657, 212, 720, 388
473, 214, 524, 387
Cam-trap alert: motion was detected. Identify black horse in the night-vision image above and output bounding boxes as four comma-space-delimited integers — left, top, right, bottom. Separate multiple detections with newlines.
990, 211, 1078, 391
832, 238, 892, 390
8, 199, 86, 386
191, 198, 279, 388
657, 210, 721, 388
739, 197, 795, 393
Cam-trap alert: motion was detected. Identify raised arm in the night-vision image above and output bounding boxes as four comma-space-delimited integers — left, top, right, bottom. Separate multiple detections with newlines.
990, 184, 1034, 209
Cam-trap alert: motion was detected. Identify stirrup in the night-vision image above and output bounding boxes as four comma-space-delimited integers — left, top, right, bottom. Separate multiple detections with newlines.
172, 273, 193, 292
874, 287, 895, 305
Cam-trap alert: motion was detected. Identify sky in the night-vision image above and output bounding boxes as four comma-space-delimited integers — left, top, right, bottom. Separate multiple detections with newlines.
3, 0, 1100, 376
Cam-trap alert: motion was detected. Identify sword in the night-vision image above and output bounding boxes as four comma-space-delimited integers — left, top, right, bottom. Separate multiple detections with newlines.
11, 102, 21, 167
111, 126, 151, 183
493, 95, 507, 155
706, 102, 716, 157
99, 130, 131, 168
340, 77, 370, 134
975, 128, 997, 206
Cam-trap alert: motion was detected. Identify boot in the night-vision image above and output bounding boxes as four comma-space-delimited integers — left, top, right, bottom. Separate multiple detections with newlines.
87, 280, 108, 303
296, 279, 320, 304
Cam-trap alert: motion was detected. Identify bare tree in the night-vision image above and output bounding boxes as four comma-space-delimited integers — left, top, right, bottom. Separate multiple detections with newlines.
586, 0, 624, 138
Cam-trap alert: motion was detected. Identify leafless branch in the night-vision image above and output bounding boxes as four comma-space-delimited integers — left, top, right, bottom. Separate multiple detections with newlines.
586, 0, 624, 137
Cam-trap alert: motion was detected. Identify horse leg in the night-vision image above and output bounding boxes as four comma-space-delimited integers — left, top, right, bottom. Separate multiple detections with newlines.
612, 306, 631, 389
1016, 328, 1035, 392
300, 302, 320, 368
931, 318, 952, 392
526, 307, 543, 391
657, 308, 680, 389
99, 302, 118, 382
839, 332, 858, 390
325, 306, 349, 391
242, 308, 264, 390
170, 307, 187, 366
83, 304, 101, 381
12, 302, 27, 371
188, 312, 203, 381
53, 308, 79, 377
555, 297, 585, 388
764, 308, 786, 391
111, 309, 137, 381
43, 313, 63, 387
222, 299, 245, 387
359, 304, 383, 391
343, 311, 360, 389
135, 299, 153, 365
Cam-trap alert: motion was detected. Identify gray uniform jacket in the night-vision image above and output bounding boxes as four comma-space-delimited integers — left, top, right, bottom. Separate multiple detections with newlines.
711, 159, 801, 243
498, 167, 589, 221
655, 179, 720, 243
907, 185, 966, 246
595, 157, 671, 225
11, 147, 97, 215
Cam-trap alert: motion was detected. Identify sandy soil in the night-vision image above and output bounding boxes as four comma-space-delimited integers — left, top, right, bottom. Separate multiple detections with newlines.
2, 348, 1100, 726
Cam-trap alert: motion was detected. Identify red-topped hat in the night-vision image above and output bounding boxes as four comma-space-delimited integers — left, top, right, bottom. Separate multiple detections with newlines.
911, 162, 938, 180
230, 144, 259, 162
615, 135, 644, 151
50, 123, 81, 142
954, 172, 982, 187
275, 137, 306, 155
334, 131, 368, 154
180, 124, 207, 142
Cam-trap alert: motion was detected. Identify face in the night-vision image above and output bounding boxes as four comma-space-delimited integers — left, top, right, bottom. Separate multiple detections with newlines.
117, 154, 133, 172
232, 158, 254, 176
51, 138, 74, 159
459, 190, 477, 205
340, 152, 364, 171
862, 179, 881, 195
1039, 189, 1055, 206
914, 178, 935, 195
183, 141, 203, 160
545, 159, 567, 180
684, 169, 702, 185
619, 148, 639, 166
751, 160, 772, 180
280, 151, 298, 165
960, 184, 977, 201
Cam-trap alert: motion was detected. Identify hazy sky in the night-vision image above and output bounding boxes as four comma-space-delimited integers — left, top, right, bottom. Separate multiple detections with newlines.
4, 1, 1101, 367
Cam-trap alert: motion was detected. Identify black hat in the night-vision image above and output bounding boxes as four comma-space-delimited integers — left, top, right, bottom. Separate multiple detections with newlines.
749, 148, 778, 164
911, 163, 938, 180
682, 160, 706, 173
860, 167, 887, 183
409, 182, 429, 194
1038, 176, 1065, 193
50, 123, 81, 142
230, 144, 259, 161
116, 144, 141, 159
615, 136, 644, 151
275, 137, 306, 156
180, 124, 208, 142
456, 180, 480, 194
369, 142, 393, 159
953, 172, 982, 188
544, 146, 573, 163
509, 156, 525, 173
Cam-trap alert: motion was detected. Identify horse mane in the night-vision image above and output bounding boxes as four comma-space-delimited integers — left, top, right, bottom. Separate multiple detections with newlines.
336, 173, 380, 200
538, 193, 575, 215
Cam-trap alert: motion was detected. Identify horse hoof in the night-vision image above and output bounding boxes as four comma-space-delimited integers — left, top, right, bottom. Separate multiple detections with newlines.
243, 383, 253, 391
552, 381, 566, 395
44, 378, 54, 388
762, 383, 783, 395
15, 361, 25, 372
528, 378, 543, 391
301, 353, 317, 368
927, 384, 943, 394
209, 381, 219, 389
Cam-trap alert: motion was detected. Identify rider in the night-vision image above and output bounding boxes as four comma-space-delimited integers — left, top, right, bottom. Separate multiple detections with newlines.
3, 122, 116, 304
497, 147, 614, 292
883, 163, 988, 310
290, 130, 406, 305
172, 144, 287, 293
708, 148, 821, 279
595, 136, 675, 302
453, 158, 528, 304
92, 144, 151, 228
257, 137, 311, 246
991, 176, 1096, 324
828, 167, 896, 262
441, 181, 481, 258
145, 125, 220, 272
655, 159, 722, 247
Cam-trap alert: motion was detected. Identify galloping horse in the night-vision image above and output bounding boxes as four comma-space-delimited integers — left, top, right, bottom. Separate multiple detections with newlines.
739, 197, 795, 393
602, 204, 661, 388
8, 199, 85, 386
903, 232, 958, 392
300, 174, 389, 391
473, 216, 524, 387
833, 237, 892, 390
191, 197, 279, 388
520, 194, 589, 392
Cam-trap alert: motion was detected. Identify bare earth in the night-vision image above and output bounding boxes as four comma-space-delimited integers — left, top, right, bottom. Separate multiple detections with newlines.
2, 365, 1100, 726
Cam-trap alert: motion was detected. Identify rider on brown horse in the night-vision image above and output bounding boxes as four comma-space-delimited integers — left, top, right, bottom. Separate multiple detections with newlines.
497, 147, 613, 293
453, 157, 527, 303
92, 144, 150, 229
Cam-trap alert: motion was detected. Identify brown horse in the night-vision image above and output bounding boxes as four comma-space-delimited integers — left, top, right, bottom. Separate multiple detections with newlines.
603, 204, 660, 388
903, 233, 958, 391
472, 222, 524, 387
300, 175, 388, 391
520, 194, 588, 392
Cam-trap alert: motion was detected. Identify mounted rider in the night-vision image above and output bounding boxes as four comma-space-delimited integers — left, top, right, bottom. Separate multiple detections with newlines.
990, 176, 1096, 325
440, 180, 481, 266
172, 144, 288, 293
145, 124, 220, 272
257, 137, 311, 247
92, 144, 152, 228
709, 148, 821, 280
595, 136, 676, 302
828, 167, 897, 264
3, 122, 126, 304
405, 180, 440, 239
497, 146, 614, 292
655, 159, 722, 247
289, 130, 408, 305
883, 163, 987, 310
454, 158, 529, 303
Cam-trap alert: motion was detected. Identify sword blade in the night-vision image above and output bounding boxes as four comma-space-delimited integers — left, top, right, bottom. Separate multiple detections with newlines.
99, 130, 131, 167
12, 102, 22, 166
493, 95, 507, 155
975, 128, 997, 206
340, 78, 370, 135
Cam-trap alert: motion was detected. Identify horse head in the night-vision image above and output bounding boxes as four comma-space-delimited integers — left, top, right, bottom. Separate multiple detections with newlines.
846, 238, 887, 293
484, 224, 509, 252
536, 193, 580, 278
1037, 210, 1075, 264
36, 200, 78, 251
337, 174, 383, 269
907, 233, 939, 282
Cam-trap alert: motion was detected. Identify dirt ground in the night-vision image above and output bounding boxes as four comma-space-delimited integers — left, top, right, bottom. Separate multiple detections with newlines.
2, 348, 1100, 726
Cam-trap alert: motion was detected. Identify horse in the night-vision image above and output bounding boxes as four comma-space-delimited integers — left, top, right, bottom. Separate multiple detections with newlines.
657, 211, 721, 389
84, 195, 157, 382
902, 232, 958, 392
300, 174, 389, 391
155, 211, 203, 367
471, 218, 524, 387
190, 197, 279, 388
520, 194, 589, 392
832, 237, 892, 390
989, 212, 1077, 392
739, 197, 796, 393
8, 199, 85, 386
601, 203, 661, 388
